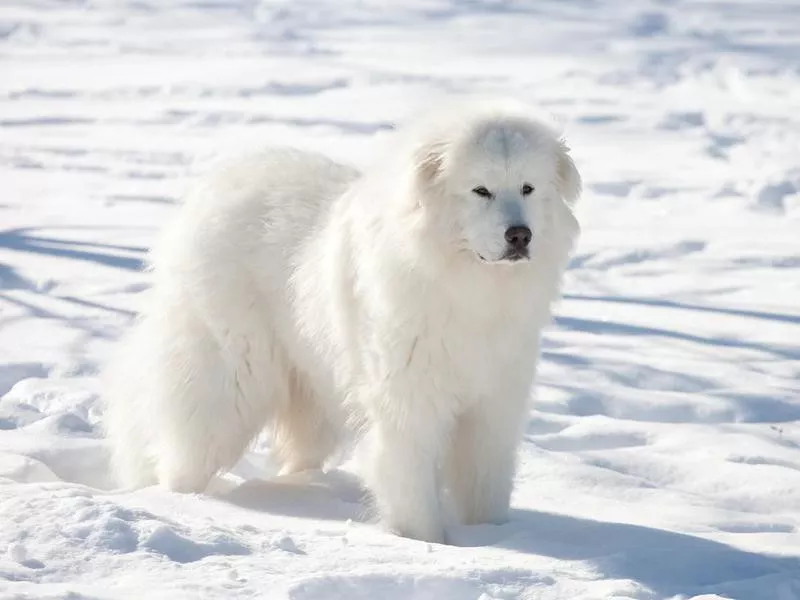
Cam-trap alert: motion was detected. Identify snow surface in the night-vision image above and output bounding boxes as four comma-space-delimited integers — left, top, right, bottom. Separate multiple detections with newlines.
2, 0, 800, 598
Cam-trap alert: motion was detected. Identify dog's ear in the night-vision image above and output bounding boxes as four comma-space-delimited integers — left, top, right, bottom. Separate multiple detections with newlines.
556, 141, 581, 207
414, 140, 447, 187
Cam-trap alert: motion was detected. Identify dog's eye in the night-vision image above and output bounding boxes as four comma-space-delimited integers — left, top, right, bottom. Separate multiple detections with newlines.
472, 186, 493, 199
521, 183, 534, 196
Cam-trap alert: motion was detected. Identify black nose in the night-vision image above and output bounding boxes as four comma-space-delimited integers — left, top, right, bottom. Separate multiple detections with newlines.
505, 225, 532, 249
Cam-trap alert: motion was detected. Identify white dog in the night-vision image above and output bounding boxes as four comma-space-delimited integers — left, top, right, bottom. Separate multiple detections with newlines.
104, 98, 581, 543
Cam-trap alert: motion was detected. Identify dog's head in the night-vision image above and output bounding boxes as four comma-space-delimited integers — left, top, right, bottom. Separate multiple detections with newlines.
411, 103, 581, 266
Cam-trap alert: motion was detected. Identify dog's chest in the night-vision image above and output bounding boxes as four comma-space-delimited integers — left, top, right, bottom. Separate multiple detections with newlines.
409, 311, 540, 400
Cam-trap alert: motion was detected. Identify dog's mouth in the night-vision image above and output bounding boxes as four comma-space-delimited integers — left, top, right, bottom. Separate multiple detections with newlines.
475, 249, 530, 264
500, 248, 530, 262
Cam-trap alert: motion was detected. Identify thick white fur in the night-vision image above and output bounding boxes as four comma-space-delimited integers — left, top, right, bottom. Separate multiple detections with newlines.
104, 98, 582, 543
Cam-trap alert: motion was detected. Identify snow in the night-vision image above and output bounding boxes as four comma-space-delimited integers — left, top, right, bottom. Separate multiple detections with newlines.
1, 0, 800, 598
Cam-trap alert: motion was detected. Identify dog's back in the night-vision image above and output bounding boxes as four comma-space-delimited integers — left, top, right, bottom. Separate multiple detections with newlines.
104, 148, 359, 490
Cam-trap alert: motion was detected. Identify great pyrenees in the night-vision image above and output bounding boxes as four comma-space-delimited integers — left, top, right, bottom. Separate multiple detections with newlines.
104, 98, 582, 543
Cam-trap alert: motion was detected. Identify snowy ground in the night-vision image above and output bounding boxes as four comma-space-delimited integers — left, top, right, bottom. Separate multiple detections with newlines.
2, 1, 800, 598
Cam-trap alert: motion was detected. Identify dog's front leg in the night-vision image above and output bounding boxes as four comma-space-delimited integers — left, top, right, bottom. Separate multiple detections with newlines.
446, 394, 528, 525
363, 386, 454, 544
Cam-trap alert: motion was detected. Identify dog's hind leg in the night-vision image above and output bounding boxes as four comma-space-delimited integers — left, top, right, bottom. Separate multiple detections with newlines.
271, 367, 339, 475
149, 310, 275, 493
